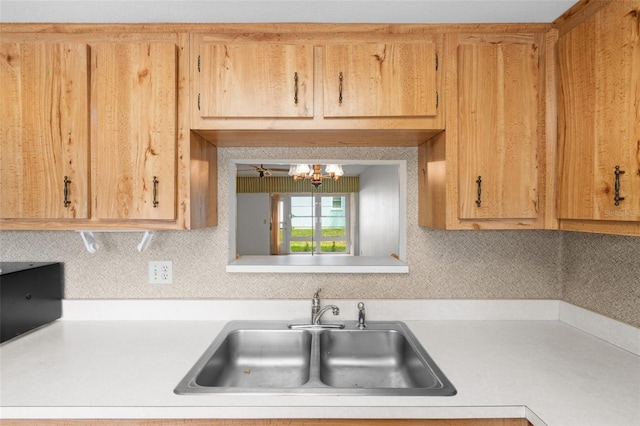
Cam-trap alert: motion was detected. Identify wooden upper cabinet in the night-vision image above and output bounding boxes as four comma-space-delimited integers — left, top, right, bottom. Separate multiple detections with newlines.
91, 43, 177, 220
190, 33, 444, 144
323, 43, 437, 117
457, 42, 539, 220
420, 33, 550, 231
557, 0, 640, 224
196, 42, 314, 118
0, 42, 89, 220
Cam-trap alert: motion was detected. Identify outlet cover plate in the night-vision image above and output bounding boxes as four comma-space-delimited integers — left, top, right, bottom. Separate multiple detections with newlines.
148, 261, 172, 284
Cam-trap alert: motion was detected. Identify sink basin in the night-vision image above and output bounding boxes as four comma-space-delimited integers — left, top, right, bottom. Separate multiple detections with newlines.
195, 329, 312, 388
319, 329, 439, 389
175, 320, 456, 396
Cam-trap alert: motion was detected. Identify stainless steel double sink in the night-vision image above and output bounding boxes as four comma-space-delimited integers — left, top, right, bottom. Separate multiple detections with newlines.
174, 320, 456, 396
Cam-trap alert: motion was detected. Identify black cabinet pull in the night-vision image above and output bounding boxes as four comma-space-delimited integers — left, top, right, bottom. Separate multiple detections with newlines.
63, 176, 71, 207
475, 176, 482, 207
338, 72, 343, 105
614, 165, 625, 206
153, 176, 159, 208
293, 72, 299, 104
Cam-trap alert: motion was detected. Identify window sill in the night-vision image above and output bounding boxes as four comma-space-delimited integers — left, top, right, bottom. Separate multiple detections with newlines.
226, 255, 409, 273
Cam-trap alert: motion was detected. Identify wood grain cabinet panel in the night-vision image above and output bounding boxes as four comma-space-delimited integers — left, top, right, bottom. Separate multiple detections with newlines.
323, 43, 437, 117
189, 31, 444, 145
457, 42, 539, 220
91, 42, 177, 220
0, 42, 89, 219
196, 43, 314, 118
557, 0, 640, 228
420, 33, 552, 230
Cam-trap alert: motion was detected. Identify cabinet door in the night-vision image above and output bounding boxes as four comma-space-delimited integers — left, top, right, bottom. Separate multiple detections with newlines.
557, 0, 640, 221
457, 42, 539, 220
323, 43, 437, 117
197, 43, 313, 118
91, 43, 176, 220
0, 42, 89, 219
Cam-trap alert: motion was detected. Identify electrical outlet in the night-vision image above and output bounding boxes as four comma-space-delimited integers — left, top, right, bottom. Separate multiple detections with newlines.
148, 261, 172, 284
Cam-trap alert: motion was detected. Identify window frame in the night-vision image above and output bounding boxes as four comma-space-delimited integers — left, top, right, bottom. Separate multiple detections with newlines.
227, 158, 408, 274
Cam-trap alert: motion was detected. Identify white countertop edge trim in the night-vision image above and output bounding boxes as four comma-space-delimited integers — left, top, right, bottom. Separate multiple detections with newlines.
525, 407, 549, 426
226, 255, 409, 273
559, 301, 640, 355
0, 405, 529, 420
226, 264, 410, 273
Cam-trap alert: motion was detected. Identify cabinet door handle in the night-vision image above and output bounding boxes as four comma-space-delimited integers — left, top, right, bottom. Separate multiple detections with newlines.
153, 176, 159, 208
338, 71, 343, 105
63, 176, 71, 207
614, 165, 625, 206
475, 176, 482, 207
293, 72, 299, 104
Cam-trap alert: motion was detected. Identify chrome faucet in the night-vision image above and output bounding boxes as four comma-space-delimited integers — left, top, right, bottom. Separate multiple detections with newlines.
313, 305, 340, 324
311, 288, 340, 325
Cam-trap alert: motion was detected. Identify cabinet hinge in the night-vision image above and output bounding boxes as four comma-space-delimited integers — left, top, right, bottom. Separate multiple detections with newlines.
435, 53, 438, 71
198, 93, 201, 110
436, 91, 439, 108
197, 55, 200, 73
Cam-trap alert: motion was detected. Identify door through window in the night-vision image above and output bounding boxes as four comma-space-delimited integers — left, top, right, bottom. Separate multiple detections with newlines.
277, 194, 350, 255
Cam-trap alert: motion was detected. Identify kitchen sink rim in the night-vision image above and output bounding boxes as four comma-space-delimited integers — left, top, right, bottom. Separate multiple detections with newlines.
174, 320, 457, 396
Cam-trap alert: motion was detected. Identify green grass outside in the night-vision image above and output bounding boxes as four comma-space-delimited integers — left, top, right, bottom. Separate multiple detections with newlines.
284, 227, 347, 252
290, 241, 347, 252
289, 227, 346, 237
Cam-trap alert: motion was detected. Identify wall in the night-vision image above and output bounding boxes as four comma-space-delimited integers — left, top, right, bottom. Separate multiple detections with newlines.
561, 232, 640, 328
6, 146, 636, 328
0, 146, 561, 299
358, 165, 400, 257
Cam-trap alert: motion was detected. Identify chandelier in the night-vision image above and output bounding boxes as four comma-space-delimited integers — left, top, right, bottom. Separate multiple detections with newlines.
288, 164, 344, 188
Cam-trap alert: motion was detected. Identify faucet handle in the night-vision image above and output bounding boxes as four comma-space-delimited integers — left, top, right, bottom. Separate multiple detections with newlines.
313, 288, 322, 299
357, 302, 366, 329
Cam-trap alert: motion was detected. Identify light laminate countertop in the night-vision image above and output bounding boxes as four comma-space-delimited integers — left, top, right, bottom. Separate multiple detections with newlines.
1, 314, 639, 425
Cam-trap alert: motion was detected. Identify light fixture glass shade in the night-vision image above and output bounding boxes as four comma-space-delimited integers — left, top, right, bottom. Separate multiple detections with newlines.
295, 164, 311, 176
325, 164, 344, 177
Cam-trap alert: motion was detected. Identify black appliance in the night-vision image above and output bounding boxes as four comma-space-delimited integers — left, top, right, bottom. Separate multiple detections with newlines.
0, 262, 63, 343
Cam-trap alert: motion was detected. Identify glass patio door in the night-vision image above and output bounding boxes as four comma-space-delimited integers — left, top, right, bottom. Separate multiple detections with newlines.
282, 194, 349, 255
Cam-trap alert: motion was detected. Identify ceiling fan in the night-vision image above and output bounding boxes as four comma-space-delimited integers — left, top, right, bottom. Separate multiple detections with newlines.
238, 164, 289, 178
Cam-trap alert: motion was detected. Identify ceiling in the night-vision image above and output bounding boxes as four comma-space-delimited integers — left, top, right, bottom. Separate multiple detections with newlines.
236, 163, 369, 177
2, 0, 578, 24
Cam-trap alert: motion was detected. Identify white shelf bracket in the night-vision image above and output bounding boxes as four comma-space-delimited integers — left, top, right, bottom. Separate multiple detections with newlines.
78, 231, 98, 254
137, 231, 155, 252
77, 230, 155, 253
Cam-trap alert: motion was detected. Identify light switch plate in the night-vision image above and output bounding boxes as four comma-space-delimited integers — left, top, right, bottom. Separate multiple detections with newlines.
148, 261, 172, 284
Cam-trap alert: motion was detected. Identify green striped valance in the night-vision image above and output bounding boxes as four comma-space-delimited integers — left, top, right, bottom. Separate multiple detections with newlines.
236, 176, 359, 193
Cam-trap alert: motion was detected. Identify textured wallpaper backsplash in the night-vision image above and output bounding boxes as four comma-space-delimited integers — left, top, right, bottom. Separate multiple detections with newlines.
0, 227, 562, 300
562, 232, 640, 328
0, 146, 637, 327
